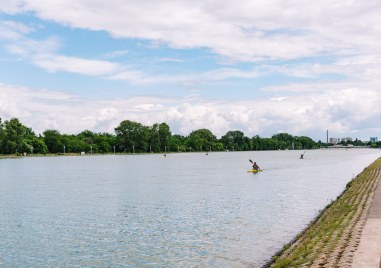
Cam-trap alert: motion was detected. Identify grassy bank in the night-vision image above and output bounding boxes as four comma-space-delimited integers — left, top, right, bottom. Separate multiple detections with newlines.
0, 154, 21, 159
0, 153, 81, 159
268, 157, 381, 267
0, 152, 159, 159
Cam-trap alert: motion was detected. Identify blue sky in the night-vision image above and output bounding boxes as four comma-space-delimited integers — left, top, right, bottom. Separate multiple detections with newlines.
0, 1, 380, 141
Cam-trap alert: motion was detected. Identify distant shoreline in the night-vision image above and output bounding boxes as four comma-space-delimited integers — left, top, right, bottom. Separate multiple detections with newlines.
0, 147, 379, 160
0, 152, 184, 159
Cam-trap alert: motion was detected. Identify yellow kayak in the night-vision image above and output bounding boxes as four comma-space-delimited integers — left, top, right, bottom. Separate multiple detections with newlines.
247, 169, 262, 173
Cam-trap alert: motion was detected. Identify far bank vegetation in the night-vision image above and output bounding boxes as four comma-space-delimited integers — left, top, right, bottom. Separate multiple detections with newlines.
0, 117, 370, 155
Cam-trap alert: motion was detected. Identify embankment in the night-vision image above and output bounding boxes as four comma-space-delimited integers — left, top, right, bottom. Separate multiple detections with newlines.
267, 157, 381, 268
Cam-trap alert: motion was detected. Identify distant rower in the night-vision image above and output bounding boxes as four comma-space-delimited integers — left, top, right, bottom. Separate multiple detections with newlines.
252, 161, 261, 171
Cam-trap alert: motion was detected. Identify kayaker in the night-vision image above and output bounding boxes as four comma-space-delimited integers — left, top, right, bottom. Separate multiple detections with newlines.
252, 161, 261, 171
300, 154, 304, 159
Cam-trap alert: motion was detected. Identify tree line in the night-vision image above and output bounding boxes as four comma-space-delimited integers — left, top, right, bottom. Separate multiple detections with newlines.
0, 117, 373, 155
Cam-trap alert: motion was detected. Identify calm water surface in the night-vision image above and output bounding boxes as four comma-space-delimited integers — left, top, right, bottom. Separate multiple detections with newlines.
0, 149, 380, 267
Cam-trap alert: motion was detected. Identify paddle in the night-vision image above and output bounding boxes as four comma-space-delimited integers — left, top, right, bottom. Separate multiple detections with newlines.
249, 159, 253, 163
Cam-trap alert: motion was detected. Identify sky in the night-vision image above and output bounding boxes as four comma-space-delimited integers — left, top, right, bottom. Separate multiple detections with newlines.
0, 0, 381, 141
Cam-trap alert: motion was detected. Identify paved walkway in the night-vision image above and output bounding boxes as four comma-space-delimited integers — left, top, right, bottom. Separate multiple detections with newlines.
352, 169, 381, 268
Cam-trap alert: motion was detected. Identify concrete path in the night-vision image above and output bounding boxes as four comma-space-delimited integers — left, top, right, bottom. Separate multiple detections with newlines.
352, 171, 381, 268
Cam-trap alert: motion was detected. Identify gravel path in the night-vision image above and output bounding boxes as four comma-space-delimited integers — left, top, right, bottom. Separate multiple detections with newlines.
351, 169, 381, 268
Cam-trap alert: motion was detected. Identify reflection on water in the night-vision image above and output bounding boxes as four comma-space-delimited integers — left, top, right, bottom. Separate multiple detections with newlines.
0, 149, 379, 267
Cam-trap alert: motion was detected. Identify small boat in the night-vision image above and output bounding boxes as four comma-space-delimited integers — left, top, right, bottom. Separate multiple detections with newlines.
247, 169, 262, 173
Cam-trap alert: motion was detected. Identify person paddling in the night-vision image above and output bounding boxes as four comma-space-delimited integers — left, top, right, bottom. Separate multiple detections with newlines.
252, 161, 261, 171
300, 154, 304, 159
249, 159, 261, 171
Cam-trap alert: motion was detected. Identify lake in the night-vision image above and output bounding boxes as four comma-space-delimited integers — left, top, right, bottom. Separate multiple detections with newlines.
0, 149, 380, 267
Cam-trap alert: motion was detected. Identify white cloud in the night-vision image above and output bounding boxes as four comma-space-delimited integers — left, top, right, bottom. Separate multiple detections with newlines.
0, 20, 35, 40
0, 0, 24, 14
3, 2, 381, 85
34, 55, 120, 75
5, 36, 60, 59
277, 55, 381, 82
110, 67, 259, 85
1, 82, 380, 141
0, 18, 262, 83
4, 0, 381, 61
1, 1, 381, 141
155, 57, 184, 63
0, 23, 121, 76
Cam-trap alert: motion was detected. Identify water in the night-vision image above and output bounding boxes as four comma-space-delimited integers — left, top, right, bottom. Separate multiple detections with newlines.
0, 149, 380, 267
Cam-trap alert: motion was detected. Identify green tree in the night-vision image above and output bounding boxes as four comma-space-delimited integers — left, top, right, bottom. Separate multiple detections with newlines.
187, 129, 217, 151
115, 120, 149, 152
168, 134, 187, 152
295, 136, 317, 149
77, 130, 97, 153
213, 142, 225, 151
43, 129, 63, 153
158, 123, 171, 152
1, 118, 35, 154
272, 133, 294, 143
251, 135, 263, 150
31, 138, 49, 154
0, 118, 4, 154
94, 133, 115, 153
148, 123, 161, 152
261, 138, 279, 150
19, 139, 33, 154
19, 137, 49, 154
73, 131, 116, 153
0, 117, 323, 155
271, 133, 295, 149
59, 134, 83, 153
220, 130, 250, 151
353, 138, 365, 146
79, 130, 96, 145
